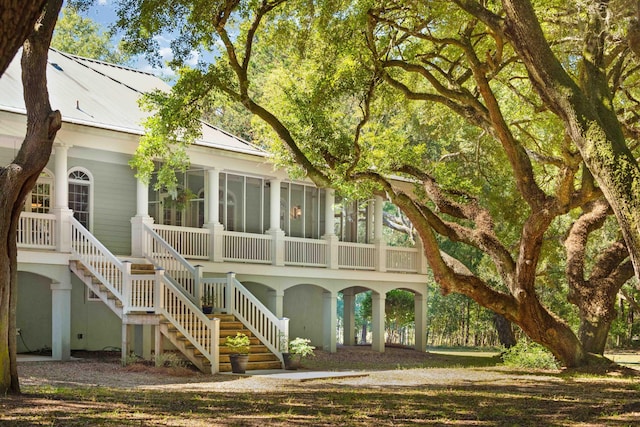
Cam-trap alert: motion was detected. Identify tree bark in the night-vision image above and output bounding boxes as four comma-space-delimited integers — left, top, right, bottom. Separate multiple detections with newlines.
493, 313, 516, 348
0, 0, 62, 395
0, 1, 48, 75
501, 0, 640, 280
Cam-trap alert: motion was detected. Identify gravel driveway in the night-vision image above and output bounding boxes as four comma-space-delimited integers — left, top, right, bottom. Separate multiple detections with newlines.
17, 346, 563, 392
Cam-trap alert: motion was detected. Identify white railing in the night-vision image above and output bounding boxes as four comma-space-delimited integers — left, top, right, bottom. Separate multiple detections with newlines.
153, 224, 209, 260
158, 275, 219, 373
143, 224, 199, 302
224, 273, 288, 361
385, 247, 418, 273
338, 242, 376, 270
222, 231, 272, 264
17, 212, 56, 249
284, 237, 327, 267
71, 217, 125, 301
125, 266, 158, 312
72, 219, 219, 372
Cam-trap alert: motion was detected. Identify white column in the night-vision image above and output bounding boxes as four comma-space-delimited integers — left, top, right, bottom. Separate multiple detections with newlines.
131, 177, 154, 257
374, 196, 384, 241
269, 178, 281, 231
374, 196, 386, 272
372, 292, 386, 352
53, 143, 69, 209
136, 177, 149, 217
415, 292, 428, 352
324, 188, 335, 236
53, 144, 73, 252
204, 169, 224, 262
206, 168, 220, 225
323, 189, 339, 269
323, 290, 337, 352
267, 178, 285, 265
51, 274, 72, 361
342, 288, 356, 346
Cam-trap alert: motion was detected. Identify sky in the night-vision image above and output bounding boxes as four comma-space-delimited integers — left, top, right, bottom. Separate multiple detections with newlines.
79, 0, 196, 78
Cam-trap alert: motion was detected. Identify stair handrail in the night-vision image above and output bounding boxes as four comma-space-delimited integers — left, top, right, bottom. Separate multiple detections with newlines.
142, 223, 199, 304
224, 273, 289, 362
70, 217, 125, 301
156, 273, 219, 373
71, 218, 218, 372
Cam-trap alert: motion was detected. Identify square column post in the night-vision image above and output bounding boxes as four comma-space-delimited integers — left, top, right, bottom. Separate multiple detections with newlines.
53, 143, 73, 252
131, 177, 154, 257
342, 289, 356, 346
374, 196, 386, 272
372, 292, 386, 353
415, 292, 428, 352
51, 274, 72, 361
268, 289, 285, 318
204, 168, 225, 262
267, 178, 285, 266
323, 290, 337, 352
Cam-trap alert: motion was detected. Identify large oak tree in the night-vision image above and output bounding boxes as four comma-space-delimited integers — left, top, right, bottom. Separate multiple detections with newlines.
0, 0, 62, 394
114, 0, 640, 367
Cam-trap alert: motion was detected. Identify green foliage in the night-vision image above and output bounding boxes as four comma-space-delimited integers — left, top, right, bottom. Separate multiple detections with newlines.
52, 6, 130, 64
287, 337, 315, 358
225, 333, 250, 354
502, 339, 560, 370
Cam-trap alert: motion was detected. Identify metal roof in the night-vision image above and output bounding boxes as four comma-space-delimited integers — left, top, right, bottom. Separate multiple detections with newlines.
0, 49, 265, 157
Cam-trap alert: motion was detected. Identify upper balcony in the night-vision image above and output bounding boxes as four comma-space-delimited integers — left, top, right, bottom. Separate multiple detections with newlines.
18, 211, 427, 275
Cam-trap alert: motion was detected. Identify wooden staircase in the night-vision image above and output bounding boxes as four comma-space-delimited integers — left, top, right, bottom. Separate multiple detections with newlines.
217, 314, 283, 372
72, 258, 283, 373
158, 313, 282, 373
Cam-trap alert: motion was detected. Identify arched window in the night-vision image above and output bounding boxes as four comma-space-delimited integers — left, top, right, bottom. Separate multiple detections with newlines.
68, 168, 93, 230
24, 169, 54, 213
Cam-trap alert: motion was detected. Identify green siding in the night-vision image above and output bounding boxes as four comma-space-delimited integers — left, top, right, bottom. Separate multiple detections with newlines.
68, 156, 136, 255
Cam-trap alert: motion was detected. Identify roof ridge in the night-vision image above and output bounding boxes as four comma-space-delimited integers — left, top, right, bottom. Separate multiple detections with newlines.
50, 48, 156, 77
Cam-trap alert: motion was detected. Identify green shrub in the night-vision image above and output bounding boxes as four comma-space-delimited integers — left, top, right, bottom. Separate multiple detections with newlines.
502, 339, 559, 369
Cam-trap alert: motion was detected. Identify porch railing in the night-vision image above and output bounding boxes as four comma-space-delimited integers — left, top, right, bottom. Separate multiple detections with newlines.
153, 224, 209, 260
149, 224, 424, 274
338, 242, 376, 270
143, 224, 199, 303
17, 212, 56, 249
386, 247, 419, 272
284, 236, 327, 267
222, 231, 272, 264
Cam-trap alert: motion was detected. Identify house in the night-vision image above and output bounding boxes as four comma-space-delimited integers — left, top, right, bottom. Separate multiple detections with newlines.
1, 49, 429, 372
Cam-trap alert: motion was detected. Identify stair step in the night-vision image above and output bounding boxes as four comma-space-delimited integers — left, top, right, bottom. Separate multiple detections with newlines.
218, 360, 283, 372
219, 353, 280, 363
130, 263, 155, 274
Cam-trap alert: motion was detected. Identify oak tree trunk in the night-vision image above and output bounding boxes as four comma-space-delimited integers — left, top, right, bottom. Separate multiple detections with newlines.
0, 0, 61, 395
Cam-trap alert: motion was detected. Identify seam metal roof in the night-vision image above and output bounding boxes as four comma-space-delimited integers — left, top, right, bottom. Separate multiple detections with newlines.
0, 49, 265, 157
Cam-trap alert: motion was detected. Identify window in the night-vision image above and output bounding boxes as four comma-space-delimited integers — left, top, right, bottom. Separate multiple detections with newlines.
24, 169, 53, 213
68, 168, 92, 230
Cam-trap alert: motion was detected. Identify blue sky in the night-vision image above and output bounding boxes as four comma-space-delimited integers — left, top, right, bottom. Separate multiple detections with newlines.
79, 0, 199, 78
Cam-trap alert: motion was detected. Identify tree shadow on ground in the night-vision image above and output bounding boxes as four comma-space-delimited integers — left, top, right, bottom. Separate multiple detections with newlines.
3, 376, 639, 426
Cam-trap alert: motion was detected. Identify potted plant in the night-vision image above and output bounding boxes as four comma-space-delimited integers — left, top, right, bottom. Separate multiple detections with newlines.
225, 332, 250, 373
282, 337, 315, 370
201, 289, 215, 314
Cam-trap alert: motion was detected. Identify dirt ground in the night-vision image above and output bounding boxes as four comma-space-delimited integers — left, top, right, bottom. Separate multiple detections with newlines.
13, 345, 637, 391
3, 346, 640, 426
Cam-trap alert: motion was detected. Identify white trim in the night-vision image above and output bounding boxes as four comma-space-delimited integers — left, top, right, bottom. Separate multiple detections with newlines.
67, 166, 94, 232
